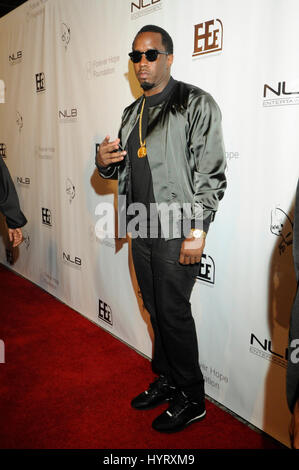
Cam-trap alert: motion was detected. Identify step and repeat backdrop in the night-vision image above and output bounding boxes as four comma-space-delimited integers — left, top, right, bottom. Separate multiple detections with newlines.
1, 0, 298, 446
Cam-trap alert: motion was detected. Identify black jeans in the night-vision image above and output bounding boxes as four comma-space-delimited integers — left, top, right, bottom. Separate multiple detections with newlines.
131, 236, 205, 402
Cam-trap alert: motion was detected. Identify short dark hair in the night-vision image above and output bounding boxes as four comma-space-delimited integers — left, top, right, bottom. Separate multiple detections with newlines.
132, 25, 173, 54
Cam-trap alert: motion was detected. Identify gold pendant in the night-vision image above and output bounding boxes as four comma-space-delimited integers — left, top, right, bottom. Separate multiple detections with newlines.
137, 145, 147, 158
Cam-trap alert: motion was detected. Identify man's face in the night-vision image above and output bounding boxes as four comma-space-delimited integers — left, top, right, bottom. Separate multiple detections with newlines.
132, 32, 173, 94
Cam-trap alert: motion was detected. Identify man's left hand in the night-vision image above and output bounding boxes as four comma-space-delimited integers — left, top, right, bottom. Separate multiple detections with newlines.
8, 228, 23, 248
179, 236, 205, 265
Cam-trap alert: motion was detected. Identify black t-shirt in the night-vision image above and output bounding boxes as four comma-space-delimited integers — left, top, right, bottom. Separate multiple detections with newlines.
128, 77, 177, 236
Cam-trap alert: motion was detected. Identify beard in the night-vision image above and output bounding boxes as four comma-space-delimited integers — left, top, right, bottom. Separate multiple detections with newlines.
140, 81, 155, 91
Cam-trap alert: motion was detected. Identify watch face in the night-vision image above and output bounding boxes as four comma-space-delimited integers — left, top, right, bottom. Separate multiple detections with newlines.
193, 229, 203, 238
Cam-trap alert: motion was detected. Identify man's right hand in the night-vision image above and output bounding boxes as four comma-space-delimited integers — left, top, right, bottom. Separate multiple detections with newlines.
97, 135, 126, 168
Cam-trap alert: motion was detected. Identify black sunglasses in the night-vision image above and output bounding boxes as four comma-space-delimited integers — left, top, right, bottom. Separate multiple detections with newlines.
128, 49, 169, 63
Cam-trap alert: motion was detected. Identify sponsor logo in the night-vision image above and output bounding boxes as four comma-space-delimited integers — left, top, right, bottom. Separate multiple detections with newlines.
226, 151, 240, 171
263, 80, 299, 107
16, 111, 23, 132
249, 333, 288, 368
40, 272, 59, 289
9, 51, 22, 65
0, 340, 5, 364
86, 56, 119, 80
193, 19, 223, 58
196, 253, 215, 285
35, 145, 55, 159
42, 207, 52, 226
270, 207, 293, 255
66, 178, 75, 203
200, 361, 229, 391
26, 0, 48, 20
0, 143, 7, 158
62, 252, 82, 267
98, 299, 113, 326
226, 151, 240, 161
35, 72, 46, 93
16, 177, 30, 185
58, 108, 78, 122
61, 22, 71, 50
131, 0, 162, 19
22, 230, 30, 250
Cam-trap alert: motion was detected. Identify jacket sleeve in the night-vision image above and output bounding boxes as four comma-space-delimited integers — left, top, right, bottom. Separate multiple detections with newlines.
187, 91, 227, 232
0, 157, 27, 229
95, 158, 118, 180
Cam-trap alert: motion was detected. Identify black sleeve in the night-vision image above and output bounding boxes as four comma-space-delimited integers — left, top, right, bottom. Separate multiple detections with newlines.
0, 158, 27, 228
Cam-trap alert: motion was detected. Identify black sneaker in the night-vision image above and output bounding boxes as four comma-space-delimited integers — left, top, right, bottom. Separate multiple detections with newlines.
152, 390, 206, 433
131, 375, 176, 410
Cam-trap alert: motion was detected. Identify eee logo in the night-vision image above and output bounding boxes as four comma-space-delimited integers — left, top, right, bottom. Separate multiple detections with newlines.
98, 299, 113, 326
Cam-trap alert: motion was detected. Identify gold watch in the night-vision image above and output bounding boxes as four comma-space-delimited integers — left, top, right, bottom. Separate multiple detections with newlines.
189, 228, 206, 239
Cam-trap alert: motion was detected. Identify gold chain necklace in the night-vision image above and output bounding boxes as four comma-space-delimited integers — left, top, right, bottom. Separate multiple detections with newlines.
137, 97, 147, 158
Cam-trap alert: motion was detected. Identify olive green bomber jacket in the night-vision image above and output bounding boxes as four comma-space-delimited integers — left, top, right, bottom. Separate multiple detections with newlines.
97, 80, 227, 239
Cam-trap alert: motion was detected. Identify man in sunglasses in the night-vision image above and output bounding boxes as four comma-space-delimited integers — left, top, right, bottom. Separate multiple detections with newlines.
96, 25, 226, 433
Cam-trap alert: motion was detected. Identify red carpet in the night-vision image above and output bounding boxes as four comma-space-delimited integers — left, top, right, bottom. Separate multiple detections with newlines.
0, 264, 282, 449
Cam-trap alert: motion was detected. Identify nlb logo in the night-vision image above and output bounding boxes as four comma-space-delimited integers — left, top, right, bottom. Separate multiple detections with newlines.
58, 108, 77, 122
98, 299, 113, 326
62, 252, 82, 267
9, 51, 22, 64
250, 333, 289, 368
263, 81, 299, 107
193, 19, 223, 58
16, 177, 30, 185
131, 0, 162, 19
131, 0, 161, 11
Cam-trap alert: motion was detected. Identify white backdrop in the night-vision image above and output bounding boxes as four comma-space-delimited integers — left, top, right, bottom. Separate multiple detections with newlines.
1, 0, 298, 447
